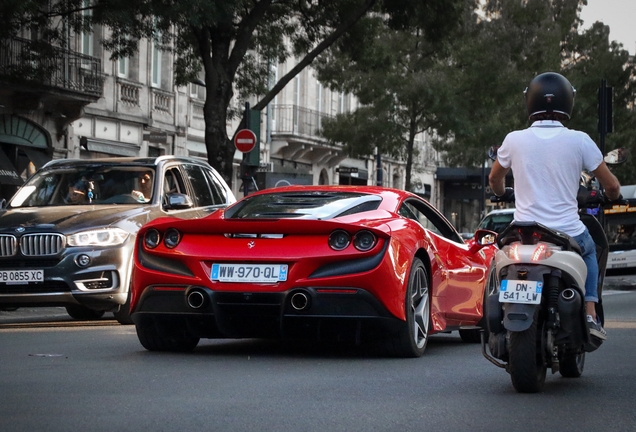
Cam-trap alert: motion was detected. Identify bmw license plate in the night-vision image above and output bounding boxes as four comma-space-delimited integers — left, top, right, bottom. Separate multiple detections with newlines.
211, 264, 288, 283
0, 270, 44, 284
499, 279, 542, 304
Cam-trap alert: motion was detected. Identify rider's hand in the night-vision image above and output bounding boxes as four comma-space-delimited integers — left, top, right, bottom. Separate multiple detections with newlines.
496, 187, 515, 202
603, 193, 625, 206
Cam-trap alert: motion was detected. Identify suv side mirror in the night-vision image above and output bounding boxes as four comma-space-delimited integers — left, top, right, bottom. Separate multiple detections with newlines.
164, 193, 194, 210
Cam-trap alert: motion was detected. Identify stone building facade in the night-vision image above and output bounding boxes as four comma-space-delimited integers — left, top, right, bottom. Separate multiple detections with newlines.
0, 24, 440, 214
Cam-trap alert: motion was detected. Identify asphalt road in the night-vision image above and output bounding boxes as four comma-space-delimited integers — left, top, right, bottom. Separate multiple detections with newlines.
0, 279, 635, 432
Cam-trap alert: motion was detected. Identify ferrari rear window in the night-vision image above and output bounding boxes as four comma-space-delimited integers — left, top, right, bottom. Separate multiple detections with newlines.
225, 192, 382, 220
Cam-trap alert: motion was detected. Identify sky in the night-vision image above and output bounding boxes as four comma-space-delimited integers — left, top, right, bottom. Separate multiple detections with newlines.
579, 0, 636, 54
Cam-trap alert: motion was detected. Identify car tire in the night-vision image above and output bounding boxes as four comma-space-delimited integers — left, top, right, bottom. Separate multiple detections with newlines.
65, 305, 105, 320
135, 318, 199, 352
113, 293, 134, 325
391, 258, 430, 358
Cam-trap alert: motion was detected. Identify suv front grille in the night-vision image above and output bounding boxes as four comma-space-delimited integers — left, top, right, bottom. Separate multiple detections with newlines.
0, 235, 17, 257
19, 234, 65, 256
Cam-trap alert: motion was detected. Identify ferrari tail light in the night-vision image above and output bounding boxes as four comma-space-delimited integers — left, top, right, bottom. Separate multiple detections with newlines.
164, 228, 182, 249
329, 230, 351, 250
353, 230, 377, 251
144, 229, 161, 249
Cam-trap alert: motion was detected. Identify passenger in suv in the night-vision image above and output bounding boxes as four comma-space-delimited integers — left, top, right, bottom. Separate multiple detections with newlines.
0, 156, 235, 324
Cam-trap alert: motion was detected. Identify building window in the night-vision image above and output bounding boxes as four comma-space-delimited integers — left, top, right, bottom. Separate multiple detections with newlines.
293, 75, 300, 106
316, 82, 322, 113
270, 64, 278, 121
151, 41, 162, 87
118, 57, 128, 78
81, 1, 93, 57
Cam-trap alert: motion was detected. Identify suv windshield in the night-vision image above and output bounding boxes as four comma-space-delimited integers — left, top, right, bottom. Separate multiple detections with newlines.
9, 165, 156, 207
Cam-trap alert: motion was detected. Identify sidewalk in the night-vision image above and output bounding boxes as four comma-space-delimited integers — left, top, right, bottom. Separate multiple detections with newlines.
604, 273, 636, 290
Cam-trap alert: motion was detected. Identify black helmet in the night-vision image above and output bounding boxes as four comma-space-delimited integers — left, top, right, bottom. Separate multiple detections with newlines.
524, 72, 576, 119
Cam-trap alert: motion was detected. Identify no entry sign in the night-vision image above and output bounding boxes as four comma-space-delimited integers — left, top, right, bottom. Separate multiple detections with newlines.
234, 129, 257, 153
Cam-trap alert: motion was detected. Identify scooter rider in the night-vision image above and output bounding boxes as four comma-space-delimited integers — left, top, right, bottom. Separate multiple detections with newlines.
489, 71, 621, 340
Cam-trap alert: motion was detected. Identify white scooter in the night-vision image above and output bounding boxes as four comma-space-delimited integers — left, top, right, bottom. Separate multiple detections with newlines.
481, 148, 626, 393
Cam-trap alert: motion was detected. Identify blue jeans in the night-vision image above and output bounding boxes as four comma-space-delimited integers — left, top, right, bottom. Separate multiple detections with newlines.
573, 228, 598, 303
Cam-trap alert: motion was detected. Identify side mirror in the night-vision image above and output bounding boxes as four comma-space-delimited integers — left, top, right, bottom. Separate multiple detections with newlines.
164, 193, 194, 210
487, 146, 500, 161
604, 148, 628, 165
468, 229, 498, 254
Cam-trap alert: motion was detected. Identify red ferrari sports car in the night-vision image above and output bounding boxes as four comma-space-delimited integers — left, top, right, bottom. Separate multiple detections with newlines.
130, 186, 497, 357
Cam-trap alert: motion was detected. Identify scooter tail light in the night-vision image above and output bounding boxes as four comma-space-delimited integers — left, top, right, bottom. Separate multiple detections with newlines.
503, 243, 521, 261
531, 243, 562, 261
531, 244, 547, 261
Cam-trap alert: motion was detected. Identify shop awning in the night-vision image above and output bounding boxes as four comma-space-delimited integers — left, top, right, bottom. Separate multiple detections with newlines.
0, 148, 23, 185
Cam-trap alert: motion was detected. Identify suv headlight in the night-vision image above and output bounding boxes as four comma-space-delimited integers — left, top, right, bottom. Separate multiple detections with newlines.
67, 228, 129, 247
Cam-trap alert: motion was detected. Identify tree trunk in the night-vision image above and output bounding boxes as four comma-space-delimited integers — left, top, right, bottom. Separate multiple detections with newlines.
405, 114, 417, 192
203, 93, 234, 187
199, 31, 236, 187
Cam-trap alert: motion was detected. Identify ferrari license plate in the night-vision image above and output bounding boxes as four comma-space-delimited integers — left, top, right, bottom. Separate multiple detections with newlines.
0, 269, 44, 284
499, 279, 542, 304
211, 264, 288, 283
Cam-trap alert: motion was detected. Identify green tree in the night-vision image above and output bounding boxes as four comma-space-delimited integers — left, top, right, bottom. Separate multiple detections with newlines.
90, 0, 386, 185
316, 0, 636, 185
425, 0, 636, 182
1, 0, 382, 184
433, 0, 581, 167
91, 0, 469, 186
0, 0, 476, 188
315, 1, 466, 191
565, 21, 636, 183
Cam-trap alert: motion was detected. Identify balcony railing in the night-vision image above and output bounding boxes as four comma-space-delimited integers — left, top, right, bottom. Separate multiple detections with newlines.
0, 37, 103, 97
270, 104, 334, 140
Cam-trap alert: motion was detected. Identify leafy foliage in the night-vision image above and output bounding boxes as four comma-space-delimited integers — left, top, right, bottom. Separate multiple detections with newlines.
315, 1, 466, 189
316, 0, 636, 185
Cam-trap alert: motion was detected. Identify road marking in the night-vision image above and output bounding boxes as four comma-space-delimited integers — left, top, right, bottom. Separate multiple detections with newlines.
603, 290, 636, 296
604, 321, 636, 329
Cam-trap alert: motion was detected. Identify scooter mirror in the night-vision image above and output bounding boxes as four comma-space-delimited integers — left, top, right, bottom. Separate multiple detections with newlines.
604, 147, 628, 165
487, 146, 499, 161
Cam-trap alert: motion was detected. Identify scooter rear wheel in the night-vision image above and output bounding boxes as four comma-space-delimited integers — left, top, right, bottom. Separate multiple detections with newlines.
508, 310, 547, 393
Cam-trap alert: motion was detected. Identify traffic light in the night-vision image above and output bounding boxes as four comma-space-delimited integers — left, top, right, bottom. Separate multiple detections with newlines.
598, 80, 613, 135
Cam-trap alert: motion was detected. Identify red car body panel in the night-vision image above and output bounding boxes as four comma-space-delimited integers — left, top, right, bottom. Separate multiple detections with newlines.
130, 185, 496, 342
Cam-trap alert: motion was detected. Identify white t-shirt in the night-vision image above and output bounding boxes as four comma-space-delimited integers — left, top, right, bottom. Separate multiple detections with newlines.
497, 120, 603, 236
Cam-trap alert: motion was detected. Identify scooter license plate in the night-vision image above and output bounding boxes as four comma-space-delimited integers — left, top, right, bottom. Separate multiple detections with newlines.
499, 279, 542, 304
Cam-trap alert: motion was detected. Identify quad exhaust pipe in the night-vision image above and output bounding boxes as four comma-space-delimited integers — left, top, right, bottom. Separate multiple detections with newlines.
187, 289, 208, 309
290, 291, 311, 311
